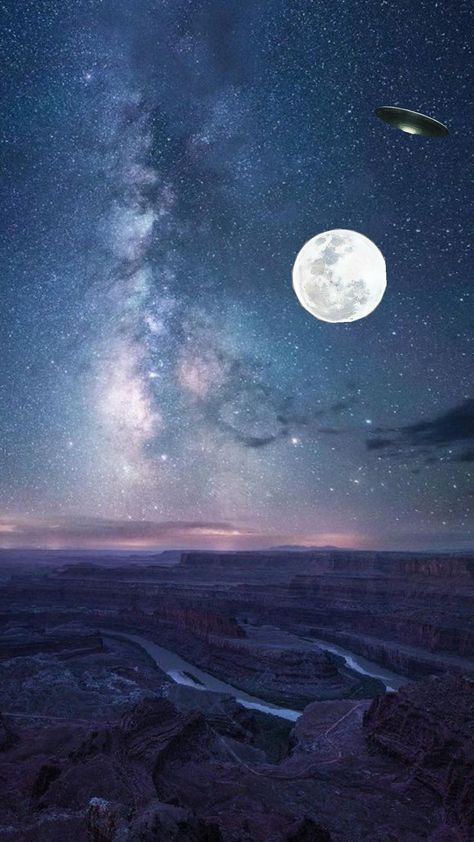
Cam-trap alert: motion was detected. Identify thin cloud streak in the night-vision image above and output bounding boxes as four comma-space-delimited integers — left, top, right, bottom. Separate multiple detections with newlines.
0, 515, 361, 551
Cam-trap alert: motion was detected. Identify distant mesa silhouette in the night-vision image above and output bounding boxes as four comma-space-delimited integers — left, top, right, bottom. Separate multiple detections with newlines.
269, 544, 342, 551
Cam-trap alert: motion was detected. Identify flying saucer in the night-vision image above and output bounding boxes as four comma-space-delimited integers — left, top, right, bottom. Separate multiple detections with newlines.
375, 106, 449, 137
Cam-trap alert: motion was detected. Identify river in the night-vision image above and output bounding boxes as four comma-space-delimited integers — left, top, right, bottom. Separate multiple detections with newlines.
103, 629, 407, 722
309, 637, 407, 692
102, 630, 301, 721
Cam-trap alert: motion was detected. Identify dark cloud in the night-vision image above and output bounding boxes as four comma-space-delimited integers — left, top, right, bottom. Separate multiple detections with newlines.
213, 388, 355, 449
233, 433, 285, 449
366, 437, 394, 451
178, 318, 358, 449
399, 399, 474, 446
366, 399, 474, 462
212, 374, 355, 449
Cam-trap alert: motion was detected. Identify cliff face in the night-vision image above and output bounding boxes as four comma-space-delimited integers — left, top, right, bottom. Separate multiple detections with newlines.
278, 554, 474, 673
0, 630, 104, 660
395, 557, 474, 578
180, 550, 474, 579
176, 551, 474, 672
153, 602, 245, 640
364, 675, 474, 835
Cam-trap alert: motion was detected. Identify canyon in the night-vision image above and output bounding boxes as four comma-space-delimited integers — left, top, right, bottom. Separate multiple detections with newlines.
0, 547, 473, 840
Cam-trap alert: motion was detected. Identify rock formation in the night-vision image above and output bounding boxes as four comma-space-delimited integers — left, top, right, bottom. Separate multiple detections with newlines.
364, 675, 474, 837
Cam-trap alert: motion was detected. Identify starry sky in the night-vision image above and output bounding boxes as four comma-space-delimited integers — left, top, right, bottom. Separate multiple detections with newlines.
0, 0, 472, 551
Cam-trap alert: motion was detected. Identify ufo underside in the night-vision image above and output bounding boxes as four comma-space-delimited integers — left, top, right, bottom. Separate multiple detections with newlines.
375, 106, 449, 137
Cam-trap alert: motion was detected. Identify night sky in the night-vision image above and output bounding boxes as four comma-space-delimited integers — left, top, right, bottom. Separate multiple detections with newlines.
0, 0, 472, 551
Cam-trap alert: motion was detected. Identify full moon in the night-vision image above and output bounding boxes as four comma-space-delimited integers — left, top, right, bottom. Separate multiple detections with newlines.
292, 229, 386, 323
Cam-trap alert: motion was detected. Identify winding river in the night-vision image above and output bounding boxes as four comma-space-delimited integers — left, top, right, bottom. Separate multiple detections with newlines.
309, 638, 407, 692
103, 629, 407, 721
102, 630, 301, 721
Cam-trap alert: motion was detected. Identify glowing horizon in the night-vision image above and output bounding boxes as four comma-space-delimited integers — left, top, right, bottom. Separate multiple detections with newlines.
0, 514, 470, 554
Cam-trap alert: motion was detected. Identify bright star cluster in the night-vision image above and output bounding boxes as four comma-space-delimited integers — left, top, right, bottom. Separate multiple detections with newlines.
0, 0, 472, 550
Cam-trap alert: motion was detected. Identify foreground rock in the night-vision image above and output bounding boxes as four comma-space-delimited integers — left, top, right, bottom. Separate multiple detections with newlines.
1, 677, 472, 840
364, 674, 474, 838
87, 796, 223, 841
0, 632, 169, 721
